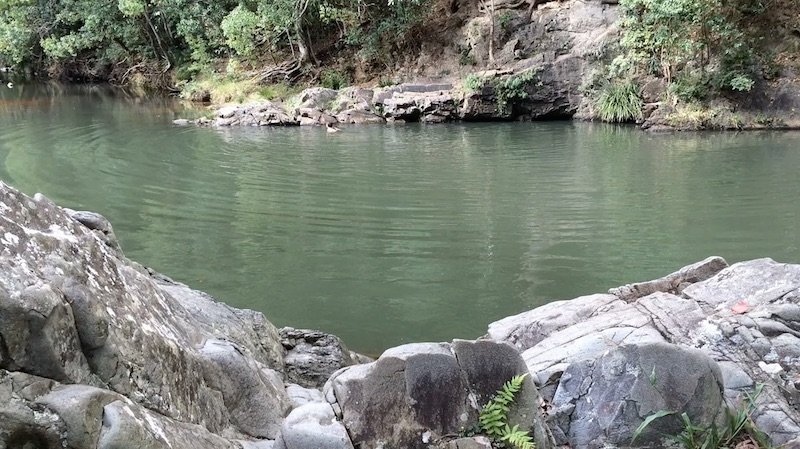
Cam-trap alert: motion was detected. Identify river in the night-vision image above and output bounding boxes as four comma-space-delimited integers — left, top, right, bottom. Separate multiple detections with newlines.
1, 84, 799, 354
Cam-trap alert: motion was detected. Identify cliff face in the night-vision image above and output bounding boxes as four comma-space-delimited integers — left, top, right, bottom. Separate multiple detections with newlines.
187, 0, 800, 130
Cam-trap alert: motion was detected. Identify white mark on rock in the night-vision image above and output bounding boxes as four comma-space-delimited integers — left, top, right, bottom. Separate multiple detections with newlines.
422, 431, 431, 443
1, 232, 19, 246
758, 361, 783, 375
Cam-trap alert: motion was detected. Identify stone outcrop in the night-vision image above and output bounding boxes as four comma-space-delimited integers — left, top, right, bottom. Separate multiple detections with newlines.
280, 327, 370, 388
325, 340, 554, 449
204, 102, 300, 127
3, 179, 800, 448
489, 256, 800, 448
0, 182, 290, 443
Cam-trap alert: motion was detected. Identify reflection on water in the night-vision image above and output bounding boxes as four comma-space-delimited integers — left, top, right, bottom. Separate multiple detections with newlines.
1, 84, 800, 353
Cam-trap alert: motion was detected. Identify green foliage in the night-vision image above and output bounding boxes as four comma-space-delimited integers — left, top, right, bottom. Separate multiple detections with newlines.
377, 76, 396, 87
459, 46, 476, 66
631, 384, 771, 449
631, 410, 675, 443
118, 0, 146, 17
320, 69, 348, 89
259, 82, 303, 100
501, 424, 534, 449
0, 0, 238, 78
497, 12, 513, 31
616, 0, 762, 97
220, 5, 262, 57
669, 72, 709, 102
596, 81, 643, 123
463, 73, 485, 93
0, 0, 431, 86
352, 0, 429, 66
478, 374, 534, 449
729, 74, 755, 92
494, 70, 536, 110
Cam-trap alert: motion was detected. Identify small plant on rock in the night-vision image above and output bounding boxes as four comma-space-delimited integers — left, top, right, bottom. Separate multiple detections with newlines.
463, 74, 485, 93
632, 384, 771, 449
493, 70, 538, 113
478, 373, 535, 449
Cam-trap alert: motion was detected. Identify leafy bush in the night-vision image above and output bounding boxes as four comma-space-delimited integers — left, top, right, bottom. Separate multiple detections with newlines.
463, 74, 485, 93
459, 46, 476, 66
0, 0, 431, 86
596, 81, 643, 123
615, 0, 762, 100
498, 12, 513, 31
493, 70, 537, 111
668, 73, 709, 102
220, 5, 262, 57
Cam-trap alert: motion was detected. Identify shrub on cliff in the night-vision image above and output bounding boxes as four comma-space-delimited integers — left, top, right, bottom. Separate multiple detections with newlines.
615, 0, 763, 99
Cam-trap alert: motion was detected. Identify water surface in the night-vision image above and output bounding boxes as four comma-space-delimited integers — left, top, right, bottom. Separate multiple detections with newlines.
1, 84, 799, 353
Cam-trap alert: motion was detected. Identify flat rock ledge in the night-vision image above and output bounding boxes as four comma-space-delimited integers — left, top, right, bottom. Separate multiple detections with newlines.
180, 74, 578, 128
1, 180, 799, 449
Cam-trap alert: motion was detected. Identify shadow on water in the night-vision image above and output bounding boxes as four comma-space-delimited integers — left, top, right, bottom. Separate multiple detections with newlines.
1, 84, 800, 353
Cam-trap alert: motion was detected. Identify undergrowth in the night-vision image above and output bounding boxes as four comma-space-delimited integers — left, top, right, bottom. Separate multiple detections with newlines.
632, 384, 771, 449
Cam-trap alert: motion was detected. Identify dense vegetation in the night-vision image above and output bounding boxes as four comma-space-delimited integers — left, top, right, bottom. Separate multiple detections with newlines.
0, 0, 429, 88
594, 0, 795, 122
1, 0, 796, 127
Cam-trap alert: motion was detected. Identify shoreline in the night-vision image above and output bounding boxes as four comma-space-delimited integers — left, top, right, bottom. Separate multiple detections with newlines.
175, 81, 800, 132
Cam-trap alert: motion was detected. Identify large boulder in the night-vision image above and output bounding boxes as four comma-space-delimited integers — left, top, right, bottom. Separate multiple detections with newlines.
0, 182, 288, 439
208, 102, 299, 127
280, 327, 368, 388
380, 87, 459, 123
549, 342, 724, 448
326, 340, 554, 449
0, 370, 252, 449
488, 257, 800, 447
274, 402, 354, 449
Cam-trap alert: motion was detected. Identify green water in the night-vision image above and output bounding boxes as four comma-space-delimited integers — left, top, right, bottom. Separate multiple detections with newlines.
1, 84, 799, 353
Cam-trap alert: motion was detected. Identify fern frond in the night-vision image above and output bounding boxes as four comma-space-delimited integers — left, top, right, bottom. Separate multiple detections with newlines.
501, 425, 535, 449
478, 374, 533, 449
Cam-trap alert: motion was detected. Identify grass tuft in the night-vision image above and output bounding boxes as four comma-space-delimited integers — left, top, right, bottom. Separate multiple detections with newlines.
596, 81, 643, 123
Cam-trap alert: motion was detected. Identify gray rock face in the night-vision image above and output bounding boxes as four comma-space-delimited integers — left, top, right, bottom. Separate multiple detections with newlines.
199, 339, 290, 439
550, 343, 723, 448
382, 91, 459, 123
298, 88, 338, 110
0, 370, 246, 449
0, 182, 288, 443
609, 255, 728, 301
335, 109, 386, 124
275, 402, 354, 449
280, 327, 367, 388
327, 340, 554, 449
67, 209, 120, 250
207, 102, 300, 127
5, 179, 800, 449
438, 436, 492, 449
489, 257, 800, 447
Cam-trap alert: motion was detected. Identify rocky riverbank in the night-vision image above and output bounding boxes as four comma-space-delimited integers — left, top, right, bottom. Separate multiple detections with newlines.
175, 0, 800, 132
1, 180, 799, 448
180, 77, 800, 131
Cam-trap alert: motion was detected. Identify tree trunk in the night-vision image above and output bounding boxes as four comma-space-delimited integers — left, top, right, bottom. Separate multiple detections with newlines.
488, 0, 495, 66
